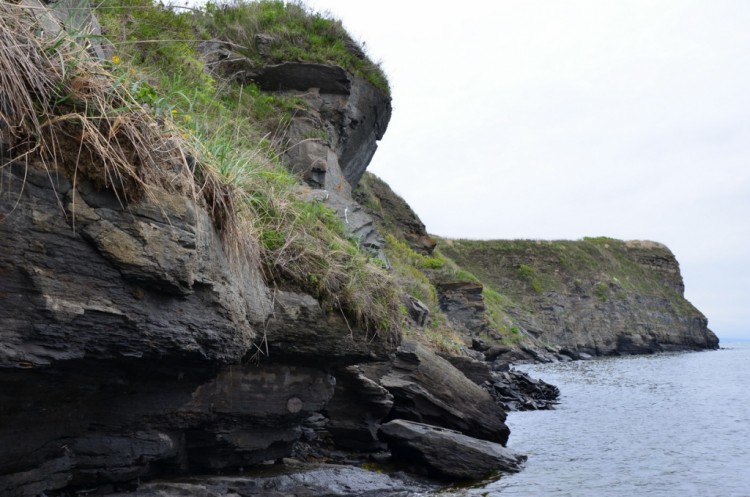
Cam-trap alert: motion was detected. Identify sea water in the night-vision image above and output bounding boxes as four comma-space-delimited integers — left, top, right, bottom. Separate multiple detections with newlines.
443, 342, 750, 497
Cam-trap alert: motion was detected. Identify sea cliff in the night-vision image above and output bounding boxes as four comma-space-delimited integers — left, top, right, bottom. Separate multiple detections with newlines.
439, 238, 719, 357
0, 1, 716, 495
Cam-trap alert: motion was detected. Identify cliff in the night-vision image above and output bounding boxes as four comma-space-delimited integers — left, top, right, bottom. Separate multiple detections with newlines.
0, 0, 717, 495
353, 175, 718, 362
439, 238, 719, 356
0, 1, 521, 495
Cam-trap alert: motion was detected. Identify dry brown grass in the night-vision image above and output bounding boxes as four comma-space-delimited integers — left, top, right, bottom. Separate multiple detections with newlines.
0, 0, 255, 263
0, 0, 401, 339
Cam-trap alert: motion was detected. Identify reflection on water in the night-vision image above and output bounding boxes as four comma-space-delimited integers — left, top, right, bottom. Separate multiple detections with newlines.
439, 343, 750, 497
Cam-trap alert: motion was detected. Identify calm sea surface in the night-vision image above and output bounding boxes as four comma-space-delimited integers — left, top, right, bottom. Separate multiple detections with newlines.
441, 342, 750, 497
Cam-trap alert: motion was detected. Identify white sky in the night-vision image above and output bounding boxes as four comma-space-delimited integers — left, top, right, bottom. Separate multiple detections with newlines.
299, 0, 750, 341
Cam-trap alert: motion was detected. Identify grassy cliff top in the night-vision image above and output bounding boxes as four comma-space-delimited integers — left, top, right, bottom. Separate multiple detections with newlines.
0, 0, 399, 336
94, 0, 389, 94
439, 237, 689, 304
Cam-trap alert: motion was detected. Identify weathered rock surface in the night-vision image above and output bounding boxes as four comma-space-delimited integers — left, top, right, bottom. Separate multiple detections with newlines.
264, 291, 395, 365
0, 161, 268, 369
0, 161, 395, 496
200, 44, 392, 252
278, 67, 391, 190
324, 365, 394, 451
354, 172, 436, 255
282, 78, 391, 257
440, 239, 719, 356
379, 420, 526, 481
376, 342, 510, 445
436, 281, 492, 337
437, 353, 493, 385
109, 465, 433, 497
232, 60, 390, 194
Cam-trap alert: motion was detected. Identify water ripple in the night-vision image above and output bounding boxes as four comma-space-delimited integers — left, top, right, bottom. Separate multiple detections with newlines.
445, 343, 750, 497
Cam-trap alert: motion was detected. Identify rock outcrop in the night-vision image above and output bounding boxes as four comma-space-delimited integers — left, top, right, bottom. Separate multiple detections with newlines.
0, 159, 395, 496
201, 40, 392, 254
354, 172, 436, 255
0, 6, 403, 490
440, 238, 719, 356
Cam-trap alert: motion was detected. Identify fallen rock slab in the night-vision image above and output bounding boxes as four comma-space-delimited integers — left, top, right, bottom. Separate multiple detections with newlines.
378, 420, 526, 481
377, 341, 510, 444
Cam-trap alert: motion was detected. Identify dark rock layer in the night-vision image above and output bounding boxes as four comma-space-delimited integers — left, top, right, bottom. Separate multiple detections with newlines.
109, 465, 434, 497
0, 161, 395, 496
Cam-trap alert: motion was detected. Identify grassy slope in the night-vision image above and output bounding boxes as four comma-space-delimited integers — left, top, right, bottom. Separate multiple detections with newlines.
13, 0, 690, 356
439, 237, 698, 316
354, 173, 530, 350
1, 0, 400, 336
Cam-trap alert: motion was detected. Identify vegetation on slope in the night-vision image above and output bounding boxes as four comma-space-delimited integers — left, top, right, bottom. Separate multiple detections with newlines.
199, 0, 389, 93
354, 173, 532, 351
0, 0, 399, 336
439, 237, 696, 314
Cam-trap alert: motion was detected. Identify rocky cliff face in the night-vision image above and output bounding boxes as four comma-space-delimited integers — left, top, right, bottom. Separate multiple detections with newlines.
0, 3, 520, 494
440, 238, 719, 357
0, 156, 398, 495
0, 2, 720, 495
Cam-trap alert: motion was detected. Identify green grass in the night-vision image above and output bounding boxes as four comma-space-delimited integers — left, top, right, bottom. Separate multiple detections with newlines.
438, 238, 696, 314
483, 287, 525, 345
2, 0, 401, 337
200, 0, 389, 93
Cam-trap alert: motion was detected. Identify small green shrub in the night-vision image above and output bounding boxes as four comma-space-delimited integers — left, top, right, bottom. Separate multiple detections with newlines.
420, 256, 445, 270
594, 282, 609, 301
518, 264, 544, 294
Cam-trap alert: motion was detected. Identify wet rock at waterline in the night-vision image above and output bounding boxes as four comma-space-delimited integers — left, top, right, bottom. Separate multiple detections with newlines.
379, 419, 526, 481
108, 465, 434, 497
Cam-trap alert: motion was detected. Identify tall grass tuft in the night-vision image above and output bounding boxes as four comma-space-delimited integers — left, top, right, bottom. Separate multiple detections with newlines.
1, 0, 402, 338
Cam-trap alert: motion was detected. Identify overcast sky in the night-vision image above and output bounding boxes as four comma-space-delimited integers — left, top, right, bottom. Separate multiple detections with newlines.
300, 1, 750, 341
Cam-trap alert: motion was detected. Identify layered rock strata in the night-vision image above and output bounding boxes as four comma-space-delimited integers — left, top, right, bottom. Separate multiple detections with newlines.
0, 159, 395, 495
440, 239, 719, 356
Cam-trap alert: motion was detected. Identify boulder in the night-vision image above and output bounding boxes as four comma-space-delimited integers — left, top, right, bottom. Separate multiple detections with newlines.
376, 341, 510, 445
437, 353, 492, 385
379, 420, 526, 481
325, 365, 394, 451
487, 370, 560, 411
402, 295, 430, 327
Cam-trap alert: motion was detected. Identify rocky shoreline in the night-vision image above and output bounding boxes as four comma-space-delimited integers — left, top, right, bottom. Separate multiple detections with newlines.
0, 2, 717, 495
